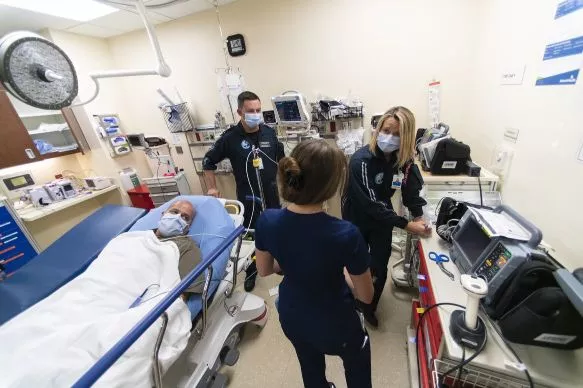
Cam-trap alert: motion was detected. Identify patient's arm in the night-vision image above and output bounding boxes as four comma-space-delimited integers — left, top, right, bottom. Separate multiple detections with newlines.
255, 249, 281, 276
177, 240, 205, 293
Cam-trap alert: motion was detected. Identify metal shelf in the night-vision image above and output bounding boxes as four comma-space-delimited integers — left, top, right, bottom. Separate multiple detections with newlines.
188, 141, 215, 146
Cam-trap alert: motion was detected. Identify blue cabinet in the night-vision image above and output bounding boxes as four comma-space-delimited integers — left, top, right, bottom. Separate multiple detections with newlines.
0, 203, 37, 275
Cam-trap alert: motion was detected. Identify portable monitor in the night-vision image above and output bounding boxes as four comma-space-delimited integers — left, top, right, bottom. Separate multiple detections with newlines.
0, 171, 36, 198
271, 93, 311, 127
450, 205, 543, 304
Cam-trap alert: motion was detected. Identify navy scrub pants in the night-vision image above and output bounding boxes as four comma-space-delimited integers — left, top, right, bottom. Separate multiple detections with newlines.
357, 225, 394, 311
283, 324, 372, 388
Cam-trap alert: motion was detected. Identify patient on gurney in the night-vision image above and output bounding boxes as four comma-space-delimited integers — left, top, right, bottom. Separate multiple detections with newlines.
154, 200, 204, 295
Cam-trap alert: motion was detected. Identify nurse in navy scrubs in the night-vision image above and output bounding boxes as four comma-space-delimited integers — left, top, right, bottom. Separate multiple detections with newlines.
254, 139, 374, 388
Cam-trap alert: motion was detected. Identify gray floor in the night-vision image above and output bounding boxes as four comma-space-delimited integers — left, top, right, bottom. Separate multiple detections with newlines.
224, 259, 417, 388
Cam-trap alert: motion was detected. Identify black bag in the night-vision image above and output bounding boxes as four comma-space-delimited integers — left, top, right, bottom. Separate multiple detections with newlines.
483, 259, 583, 350
435, 197, 469, 243
484, 259, 558, 319
430, 138, 470, 175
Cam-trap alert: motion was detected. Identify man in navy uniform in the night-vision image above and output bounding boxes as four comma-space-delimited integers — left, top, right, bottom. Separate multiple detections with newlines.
203, 91, 284, 291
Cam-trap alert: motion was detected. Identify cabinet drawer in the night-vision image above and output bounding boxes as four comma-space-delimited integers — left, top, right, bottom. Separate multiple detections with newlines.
151, 192, 179, 207
146, 183, 179, 194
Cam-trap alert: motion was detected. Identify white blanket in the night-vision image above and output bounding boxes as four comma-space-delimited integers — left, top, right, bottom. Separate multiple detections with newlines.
0, 231, 191, 387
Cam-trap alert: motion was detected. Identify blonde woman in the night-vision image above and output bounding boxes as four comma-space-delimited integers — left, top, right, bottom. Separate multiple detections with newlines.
342, 106, 431, 327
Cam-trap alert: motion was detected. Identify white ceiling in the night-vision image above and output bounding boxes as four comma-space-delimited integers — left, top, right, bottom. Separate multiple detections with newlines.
0, 0, 237, 39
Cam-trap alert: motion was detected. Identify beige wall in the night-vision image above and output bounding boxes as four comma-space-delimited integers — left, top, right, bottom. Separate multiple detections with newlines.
461, 0, 583, 267
103, 0, 484, 198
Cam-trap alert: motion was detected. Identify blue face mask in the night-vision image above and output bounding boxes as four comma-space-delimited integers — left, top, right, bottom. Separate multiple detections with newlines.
244, 112, 263, 128
157, 213, 188, 237
377, 133, 400, 153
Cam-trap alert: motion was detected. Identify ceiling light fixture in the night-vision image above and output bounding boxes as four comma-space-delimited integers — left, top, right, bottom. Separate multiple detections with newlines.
0, 0, 118, 22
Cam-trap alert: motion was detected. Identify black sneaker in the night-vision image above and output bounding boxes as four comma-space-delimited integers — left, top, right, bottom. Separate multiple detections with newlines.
244, 275, 256, 292
362, 309, 379, 328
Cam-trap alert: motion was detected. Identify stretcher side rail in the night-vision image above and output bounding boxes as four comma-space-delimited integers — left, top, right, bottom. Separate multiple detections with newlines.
72, 225, 245, 388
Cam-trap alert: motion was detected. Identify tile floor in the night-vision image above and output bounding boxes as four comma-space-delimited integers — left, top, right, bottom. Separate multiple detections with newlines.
224, 260, 417, 388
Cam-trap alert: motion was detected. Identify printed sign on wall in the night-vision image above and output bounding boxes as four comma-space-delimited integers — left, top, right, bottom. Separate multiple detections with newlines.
536, 0, 583, 86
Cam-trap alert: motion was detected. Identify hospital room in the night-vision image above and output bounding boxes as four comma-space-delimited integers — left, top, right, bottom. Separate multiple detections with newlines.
0, 0, 582, 387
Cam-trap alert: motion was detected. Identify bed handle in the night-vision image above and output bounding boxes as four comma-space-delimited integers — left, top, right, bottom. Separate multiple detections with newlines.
72, 225, 245, 388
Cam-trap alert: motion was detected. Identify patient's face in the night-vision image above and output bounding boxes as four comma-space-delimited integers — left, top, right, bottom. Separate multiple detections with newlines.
165, 202, 195, 227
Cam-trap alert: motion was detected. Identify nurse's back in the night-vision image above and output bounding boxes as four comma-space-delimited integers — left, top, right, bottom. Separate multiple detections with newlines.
255, 139, 374, 388
257, 208, 367, 310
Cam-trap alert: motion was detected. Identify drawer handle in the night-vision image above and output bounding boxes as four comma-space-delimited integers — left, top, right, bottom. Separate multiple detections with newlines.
25, 149, 36, 159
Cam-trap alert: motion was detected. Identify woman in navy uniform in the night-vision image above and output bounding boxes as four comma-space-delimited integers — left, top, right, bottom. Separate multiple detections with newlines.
255, 139, 374, 388
203, 91, 284, 291
342, 106, 431, 326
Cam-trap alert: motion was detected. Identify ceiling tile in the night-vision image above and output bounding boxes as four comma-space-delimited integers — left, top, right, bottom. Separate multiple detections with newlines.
0, 5, 80, 37
65, 23, 124, 39
88, 9, 172, 33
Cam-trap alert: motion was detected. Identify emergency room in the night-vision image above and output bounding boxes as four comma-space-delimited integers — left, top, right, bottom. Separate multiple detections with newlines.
0, 0, 581, 387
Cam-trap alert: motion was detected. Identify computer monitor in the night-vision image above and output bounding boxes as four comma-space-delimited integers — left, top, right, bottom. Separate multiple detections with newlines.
271, 93, 310, 126
454, 216, 492, 267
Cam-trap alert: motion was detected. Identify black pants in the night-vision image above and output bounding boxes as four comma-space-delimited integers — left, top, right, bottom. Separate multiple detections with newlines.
239, 185, 280, 281
281, 314, 372, 388
358, 225, 394, 311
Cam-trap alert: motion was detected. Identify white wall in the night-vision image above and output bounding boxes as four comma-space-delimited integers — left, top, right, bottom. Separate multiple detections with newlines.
462, 0, 583, 268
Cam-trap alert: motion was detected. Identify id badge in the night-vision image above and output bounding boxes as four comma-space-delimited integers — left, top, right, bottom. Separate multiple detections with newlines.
391, 173, 404, 189
255, 157, 264, 170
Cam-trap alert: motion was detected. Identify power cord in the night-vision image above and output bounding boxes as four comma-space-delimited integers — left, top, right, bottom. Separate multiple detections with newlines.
439, 330, 487, 387
480, 306, 534, 388
452, 345, 465, 387
477, 176, 483, 207
416, 302, 534, 388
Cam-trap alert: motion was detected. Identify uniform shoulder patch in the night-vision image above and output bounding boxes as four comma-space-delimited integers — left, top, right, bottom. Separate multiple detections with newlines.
375, 172, 384, 185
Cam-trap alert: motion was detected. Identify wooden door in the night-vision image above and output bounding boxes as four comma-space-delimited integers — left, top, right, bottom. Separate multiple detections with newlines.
0, 90, 42, 168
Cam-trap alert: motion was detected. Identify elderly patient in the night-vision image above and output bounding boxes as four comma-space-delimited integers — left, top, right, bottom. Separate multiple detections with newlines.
155, 200, 205, 295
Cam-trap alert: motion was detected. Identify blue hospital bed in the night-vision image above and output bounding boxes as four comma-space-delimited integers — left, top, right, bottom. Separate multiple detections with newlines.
0, 205, 146, 325
0, 196, 265, 388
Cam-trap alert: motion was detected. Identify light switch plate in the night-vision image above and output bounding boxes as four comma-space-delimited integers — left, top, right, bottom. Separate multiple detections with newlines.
504, 128, 520, 143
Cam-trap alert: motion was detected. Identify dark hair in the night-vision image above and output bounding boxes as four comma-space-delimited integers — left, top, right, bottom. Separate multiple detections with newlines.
278, 139, 347, 205
237, 91, 260, 109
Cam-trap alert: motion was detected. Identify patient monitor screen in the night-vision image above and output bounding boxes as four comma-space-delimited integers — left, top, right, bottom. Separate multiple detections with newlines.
456, 218, 491, 265
275, 100, 302, 123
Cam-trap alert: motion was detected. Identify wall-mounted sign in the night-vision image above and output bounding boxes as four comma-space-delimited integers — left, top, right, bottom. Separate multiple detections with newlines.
500, 66, 526, 85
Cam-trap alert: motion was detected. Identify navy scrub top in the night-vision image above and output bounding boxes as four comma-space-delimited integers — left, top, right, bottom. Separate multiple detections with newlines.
255, 208, 371, 333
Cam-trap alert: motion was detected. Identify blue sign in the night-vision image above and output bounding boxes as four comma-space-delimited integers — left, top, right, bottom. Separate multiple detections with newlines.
0, 206, 37, 275
536, 69, 580, 86
543, 36, 583, 60
555, 0, 583, 19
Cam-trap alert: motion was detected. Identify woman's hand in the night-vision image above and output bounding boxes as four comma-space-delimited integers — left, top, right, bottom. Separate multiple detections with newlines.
406, 220, 432, 237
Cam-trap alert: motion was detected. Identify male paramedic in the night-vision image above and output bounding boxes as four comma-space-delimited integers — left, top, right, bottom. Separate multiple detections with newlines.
155, 200, 204, 295
203, 91, 285, 292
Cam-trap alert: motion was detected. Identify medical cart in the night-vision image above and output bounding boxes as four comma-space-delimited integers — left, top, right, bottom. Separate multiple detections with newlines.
409, 232, 583, 388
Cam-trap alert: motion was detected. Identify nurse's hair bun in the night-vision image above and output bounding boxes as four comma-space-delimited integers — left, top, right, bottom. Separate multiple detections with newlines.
279, 157, 304, 190
278, 139, 347, 205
